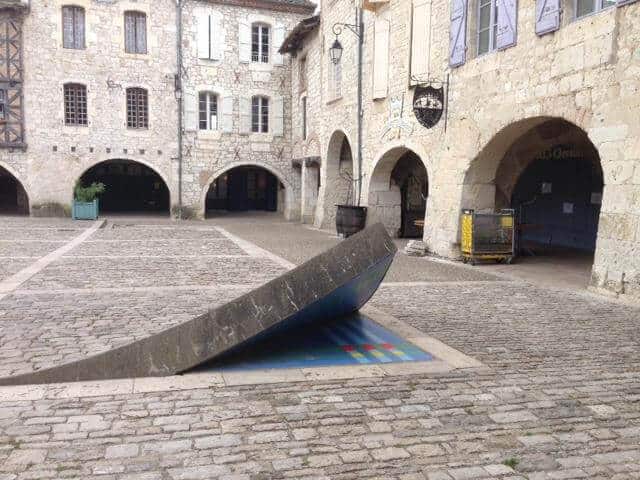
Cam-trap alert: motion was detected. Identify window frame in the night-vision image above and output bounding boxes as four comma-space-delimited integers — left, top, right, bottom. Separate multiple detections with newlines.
126, 87, 149, 130
124, 10, 148, 54
199, 91, 219, 131
62, 5, 85, 50
574, 0, 616, 19
251, 23, 270, 63
63, 83, 88, 127
476, 0, 498, 56
251, 95, 269, 133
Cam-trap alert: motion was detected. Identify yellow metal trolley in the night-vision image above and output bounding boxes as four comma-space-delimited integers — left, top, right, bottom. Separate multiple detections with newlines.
460, 209, 515, 265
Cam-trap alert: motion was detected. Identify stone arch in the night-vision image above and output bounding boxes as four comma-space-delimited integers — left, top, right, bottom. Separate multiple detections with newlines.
201, 161, 295, 219
317, 129, 356, 229
462, 116, 605, 256
0, 162, 29, 215
76, 158, 171, 214
367, 144, 430, 238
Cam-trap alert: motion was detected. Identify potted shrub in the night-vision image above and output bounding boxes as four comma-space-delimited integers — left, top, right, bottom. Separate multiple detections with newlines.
335, 171, 367, 238
73, 181, 105, 220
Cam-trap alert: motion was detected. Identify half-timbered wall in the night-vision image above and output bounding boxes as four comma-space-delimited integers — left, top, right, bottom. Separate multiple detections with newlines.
0, 11, 25, 148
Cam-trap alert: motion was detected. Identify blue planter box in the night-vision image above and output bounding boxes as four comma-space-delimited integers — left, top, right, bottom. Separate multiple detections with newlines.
72, 199, 99, 220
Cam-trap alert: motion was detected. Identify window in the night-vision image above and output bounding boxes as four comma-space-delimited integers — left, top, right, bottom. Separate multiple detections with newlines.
301, 96, 307, 140
62, 6, 85, 49
199, 92, 218, 131
575, 0, 616, 18
251, 96, 269, 133
124, 11, 147, 54
299, 56, 307, 92
126, 88, 148, 129
0, 90, 6, 121
477, 0, 498, 55
251, 23, 270, 63
64, 83, 87, 126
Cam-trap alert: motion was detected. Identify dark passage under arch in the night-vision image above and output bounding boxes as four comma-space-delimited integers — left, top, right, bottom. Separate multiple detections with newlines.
206, 166, 281, 215
0, 165, 29, 215
79, 160, 169, 214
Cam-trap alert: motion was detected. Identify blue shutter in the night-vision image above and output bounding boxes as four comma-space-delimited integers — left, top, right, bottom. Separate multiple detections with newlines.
496, 0, 517, 50
449, 0, 467, 68
617, 0, 639, 6
535, 0, 560, 36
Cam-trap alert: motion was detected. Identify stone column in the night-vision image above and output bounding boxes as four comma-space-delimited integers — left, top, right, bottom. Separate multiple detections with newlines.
301, 159, 319, 224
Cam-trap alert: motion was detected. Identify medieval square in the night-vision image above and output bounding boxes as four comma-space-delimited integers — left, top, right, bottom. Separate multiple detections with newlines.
0, 0, 639, 478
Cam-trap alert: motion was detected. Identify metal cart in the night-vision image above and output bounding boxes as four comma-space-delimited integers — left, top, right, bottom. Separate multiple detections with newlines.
460, 209, 515, 265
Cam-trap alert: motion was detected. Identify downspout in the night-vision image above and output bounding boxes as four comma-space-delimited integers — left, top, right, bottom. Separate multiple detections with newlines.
176, 0, 184, 217
356, 7, 364, 207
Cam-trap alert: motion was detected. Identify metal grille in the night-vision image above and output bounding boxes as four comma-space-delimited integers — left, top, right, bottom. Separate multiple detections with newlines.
126, 87, 148, 129
64, 83, 87, 126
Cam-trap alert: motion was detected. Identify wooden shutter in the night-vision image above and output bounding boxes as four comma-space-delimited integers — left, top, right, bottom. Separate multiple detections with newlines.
124, 13, 136, 53
74, 8, 85, 49
272, 96, 284, 136
496, 0, 517, 50
183, 90, 198, 132
220, 96, 233, 133
197, 11, 210, 59
136, 13, 147, 54
535, 0, 560, 36
449, 0, 467, 68
62, 7, 74, 48
410, 0, 430, 84
372, 18, 389, 100
239, 96, 251, 134
210, 13, 223, 61
238, 22, 251, 63
273, 24, 285, 65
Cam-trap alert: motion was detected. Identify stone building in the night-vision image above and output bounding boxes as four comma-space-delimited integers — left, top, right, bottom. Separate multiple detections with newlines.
0, 0, 314, 218
282, 0, 640, 300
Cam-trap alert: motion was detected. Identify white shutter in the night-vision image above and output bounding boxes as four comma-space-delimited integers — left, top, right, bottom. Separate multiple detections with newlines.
239, 97, 251, 134
372, 18, 389, 100
210, 12, 223, 61
220, 96, 234, 133
197, 11, 210, 59
272, 96, 284, 136
239, 22, 251, 63
184, 90, 198, 132
273, 24, 286, 65
410, 0, 431, 84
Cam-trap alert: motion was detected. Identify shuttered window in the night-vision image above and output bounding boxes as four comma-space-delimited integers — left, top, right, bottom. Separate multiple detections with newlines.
575, 0, 615, 18
477, 0, 517, 55
126, 88, 148, 129
373, 18, 389, 99
199, 92, 218, 131
535, 0, 561, 35
410, 0, 430, 84
251, 23, 270, 63
251, 96, 269, 133
450, 0, 468, 67
62, 6, 85, 49
64, 83, 87, 126
124, 11, 147, 54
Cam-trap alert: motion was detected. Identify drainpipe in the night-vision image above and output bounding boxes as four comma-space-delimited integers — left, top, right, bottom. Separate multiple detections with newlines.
176, 0, 184, 217
356, 7, 364, 207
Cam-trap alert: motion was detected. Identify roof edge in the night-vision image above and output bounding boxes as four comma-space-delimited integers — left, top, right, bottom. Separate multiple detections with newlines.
199, 0, 316, 15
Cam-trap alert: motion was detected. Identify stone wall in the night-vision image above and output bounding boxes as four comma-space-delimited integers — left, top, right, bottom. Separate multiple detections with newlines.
300, 0, 640, 299
0, 0, 179, 213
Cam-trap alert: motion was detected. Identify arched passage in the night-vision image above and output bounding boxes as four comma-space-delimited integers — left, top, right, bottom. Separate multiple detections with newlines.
368, 147, 429, 238
462, 117, 604, 271
205, 165, 285, 216
321, 130, 355, 229
0, 165, 29, 215
78, 159, 170, 214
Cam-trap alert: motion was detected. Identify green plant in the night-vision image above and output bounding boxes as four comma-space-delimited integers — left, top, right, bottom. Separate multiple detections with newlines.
74, 182, 105, 202
503, 457, 519, 469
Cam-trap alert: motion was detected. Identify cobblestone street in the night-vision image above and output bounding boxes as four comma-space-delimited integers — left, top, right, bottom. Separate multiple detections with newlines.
0, 215, 639, 480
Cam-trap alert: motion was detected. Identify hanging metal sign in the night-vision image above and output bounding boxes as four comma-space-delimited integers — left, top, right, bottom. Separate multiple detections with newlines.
413, 86, 444, 129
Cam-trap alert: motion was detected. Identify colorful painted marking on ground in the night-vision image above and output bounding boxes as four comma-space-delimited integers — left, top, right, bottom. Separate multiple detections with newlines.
205, 313, 433, 371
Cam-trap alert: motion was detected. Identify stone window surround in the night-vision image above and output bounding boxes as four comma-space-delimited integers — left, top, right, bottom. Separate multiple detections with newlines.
63, 83, 88, 127
124, 86, 150, 131
61, 4, 85, 50
245, 12, 283, 70
194, 85, 229, 139
119, 2, 152, 58
193, 7, 226, 65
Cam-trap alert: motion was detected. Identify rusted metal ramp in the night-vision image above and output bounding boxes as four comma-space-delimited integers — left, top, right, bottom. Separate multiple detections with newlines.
0, 223, 397, 385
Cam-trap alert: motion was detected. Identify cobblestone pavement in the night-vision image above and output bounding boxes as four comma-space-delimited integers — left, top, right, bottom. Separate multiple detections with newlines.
0, 215, 639, 479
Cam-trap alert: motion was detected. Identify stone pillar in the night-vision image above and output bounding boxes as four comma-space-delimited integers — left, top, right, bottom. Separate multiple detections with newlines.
301, 159, 319, 224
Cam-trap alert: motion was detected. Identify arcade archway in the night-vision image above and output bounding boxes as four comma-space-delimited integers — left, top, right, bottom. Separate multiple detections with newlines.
368, 147, 429, 238
462, 117, 604, 285
0, 165, 29, 215
78, 159, 170, 214
205, 165, 285, 216
320, 130, 356, 229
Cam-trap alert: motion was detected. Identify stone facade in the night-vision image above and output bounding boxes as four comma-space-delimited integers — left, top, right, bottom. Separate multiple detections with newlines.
286, 0, 640, 300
